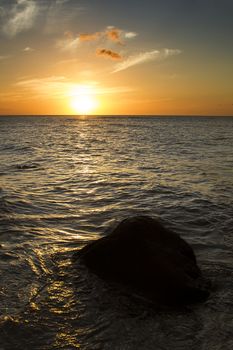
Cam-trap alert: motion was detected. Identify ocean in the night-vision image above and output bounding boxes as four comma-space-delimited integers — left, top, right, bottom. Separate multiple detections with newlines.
0, 115, 233, 350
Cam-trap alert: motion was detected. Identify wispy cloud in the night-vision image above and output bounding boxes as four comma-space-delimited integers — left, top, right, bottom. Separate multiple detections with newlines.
124, 32, 138, 39
2, 0, 39, 37
113, 49, 181, 73
56, 31, 101, 51
23, 46, 35, 52
56, 31, 80, 52
15, 76, 133, 98
1, 1, 84, 37
78, 26, 133, 45
0, 55, 11, 61
15, 76, 68, 98
96, 49, 122, 60
56, 25, 137, 52
79, 32, 101, 42
0, 91, 24, 102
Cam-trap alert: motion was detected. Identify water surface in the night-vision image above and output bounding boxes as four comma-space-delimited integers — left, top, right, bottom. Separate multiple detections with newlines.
0, 116, 233, 349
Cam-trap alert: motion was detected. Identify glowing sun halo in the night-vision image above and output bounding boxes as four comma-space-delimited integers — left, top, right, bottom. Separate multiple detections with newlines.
69, 85, 98, 115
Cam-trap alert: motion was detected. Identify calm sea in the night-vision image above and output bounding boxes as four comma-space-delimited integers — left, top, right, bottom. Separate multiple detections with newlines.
0, 116, 233, 349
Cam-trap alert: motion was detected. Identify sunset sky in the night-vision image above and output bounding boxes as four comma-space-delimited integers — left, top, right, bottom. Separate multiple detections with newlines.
0, 0, 233, 116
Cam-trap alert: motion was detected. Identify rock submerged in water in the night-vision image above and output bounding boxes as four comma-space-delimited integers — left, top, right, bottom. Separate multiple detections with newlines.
76, 216, 210, 305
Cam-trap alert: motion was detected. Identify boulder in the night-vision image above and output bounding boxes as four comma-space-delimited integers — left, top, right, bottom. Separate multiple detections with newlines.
76, 216, 210, 305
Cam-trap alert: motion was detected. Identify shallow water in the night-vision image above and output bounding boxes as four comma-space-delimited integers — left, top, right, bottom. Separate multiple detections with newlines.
0, 116, 233, 349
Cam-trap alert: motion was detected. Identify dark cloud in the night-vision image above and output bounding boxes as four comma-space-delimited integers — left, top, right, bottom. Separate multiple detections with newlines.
96, 48, 122, 60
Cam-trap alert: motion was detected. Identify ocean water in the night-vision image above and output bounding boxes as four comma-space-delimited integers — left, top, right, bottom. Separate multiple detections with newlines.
0, 115, 232, 350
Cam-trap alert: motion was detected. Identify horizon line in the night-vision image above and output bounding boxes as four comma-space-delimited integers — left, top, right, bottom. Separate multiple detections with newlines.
0, 114, 233, 118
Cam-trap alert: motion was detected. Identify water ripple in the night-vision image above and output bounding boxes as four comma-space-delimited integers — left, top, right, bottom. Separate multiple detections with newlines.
0, 116, 233, 349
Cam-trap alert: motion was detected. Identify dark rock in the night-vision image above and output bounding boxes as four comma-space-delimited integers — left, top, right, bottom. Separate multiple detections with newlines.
76, 216, 210, 305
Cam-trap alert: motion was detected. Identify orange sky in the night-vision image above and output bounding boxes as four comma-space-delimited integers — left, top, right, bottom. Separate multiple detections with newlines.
0, 0, 233, 116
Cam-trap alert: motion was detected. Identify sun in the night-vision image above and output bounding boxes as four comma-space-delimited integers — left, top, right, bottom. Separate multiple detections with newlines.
71, 95, 97, 115
69, 85, 98, 115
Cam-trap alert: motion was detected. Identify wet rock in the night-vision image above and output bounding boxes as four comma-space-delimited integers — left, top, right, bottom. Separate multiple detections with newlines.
76, 216, 210, 305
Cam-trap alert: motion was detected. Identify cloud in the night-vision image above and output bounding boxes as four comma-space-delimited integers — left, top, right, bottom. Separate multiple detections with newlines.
56, 31, 100, 51
1, 1, 84, 37
56, 26, 137, 51
124, 32, 138, 39
0, 91, 23, 102
105, 27, 137, 43
56, 31, 80, 52
2, 0, 39, 37
0, 55, 10, 61
15, 76, 68, 98
162, 48, 182, 57
15, 76, 133, 98
79, 32, 101, 42
113, 48, 181, 73
23, 46, 34, 52
96, 49, 122, 60
105, 27, 123, 44
79, 27, 124, 44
